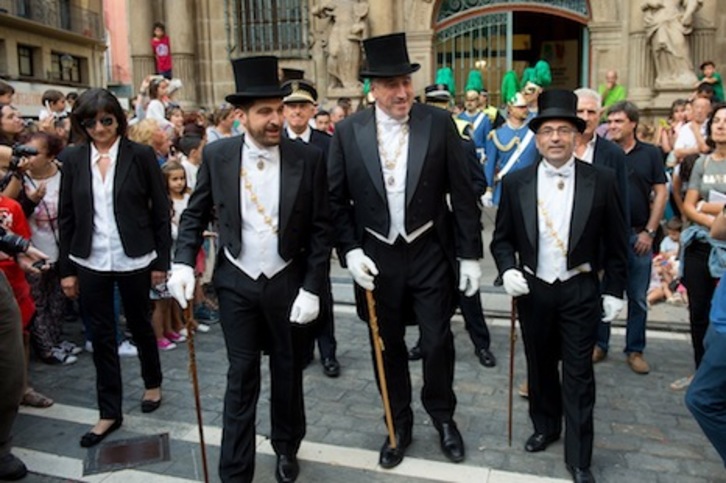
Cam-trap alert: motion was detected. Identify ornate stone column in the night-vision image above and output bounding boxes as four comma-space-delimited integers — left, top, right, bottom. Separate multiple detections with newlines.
129, 0, 154, 94
367, 0, 394, 36
165, 0, 197, 108
627, 32, 655, 105
690, 27, 716, 70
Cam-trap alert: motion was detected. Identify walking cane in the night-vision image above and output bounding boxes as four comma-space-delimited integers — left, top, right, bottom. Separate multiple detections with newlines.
365, 290, 397, 449
507, 297, 517, 448
184, 304, 210, 483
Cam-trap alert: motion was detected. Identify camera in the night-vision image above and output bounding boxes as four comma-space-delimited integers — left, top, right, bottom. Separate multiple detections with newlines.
0, 227, 30, 255
12, 144, 38, 158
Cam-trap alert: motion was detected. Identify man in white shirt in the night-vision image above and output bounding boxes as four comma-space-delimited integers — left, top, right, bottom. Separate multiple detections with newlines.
673, 97, 712, 162
491, 90, 628, 483
168, 56, 332, 483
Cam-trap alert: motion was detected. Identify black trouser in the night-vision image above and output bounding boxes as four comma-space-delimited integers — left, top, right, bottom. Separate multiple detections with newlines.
682, 241, 717, 368
214, 258, 311, 483
459, 289, 491, 351
307, 264, 337, 361
0, 272, 24, 457
363, 232, 457, 434
517, 272, 600, 469
76, 266, 161, 421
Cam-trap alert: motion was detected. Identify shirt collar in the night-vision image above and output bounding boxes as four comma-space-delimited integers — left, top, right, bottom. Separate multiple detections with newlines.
243, 135, 279, 161
540, 157, 576, 176
286, 125, 311, 143
90, 136, 121, 165
375, 105, 409, 126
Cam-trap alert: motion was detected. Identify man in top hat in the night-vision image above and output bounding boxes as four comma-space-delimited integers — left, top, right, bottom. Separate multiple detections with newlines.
491, 89, 628, 483
328, 32, 483, 468
483, 92, 538, 207
282, 78, 340, 378
168, 55, 332, 483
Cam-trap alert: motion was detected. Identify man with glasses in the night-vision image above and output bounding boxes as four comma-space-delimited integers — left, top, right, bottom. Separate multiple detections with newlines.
491, 90, 628, 483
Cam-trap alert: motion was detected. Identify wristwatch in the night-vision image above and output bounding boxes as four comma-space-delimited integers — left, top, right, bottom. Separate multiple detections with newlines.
644, 228, 656, 238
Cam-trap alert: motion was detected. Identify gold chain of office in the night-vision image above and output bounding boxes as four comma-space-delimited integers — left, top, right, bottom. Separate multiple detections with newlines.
240, 166, 278, 234
376, 122, 409, 187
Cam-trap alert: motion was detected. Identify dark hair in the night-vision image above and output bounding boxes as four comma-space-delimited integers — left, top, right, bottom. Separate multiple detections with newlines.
65, 91, 79, 102
153, 21, 166, 33
166, 105, 183, 120
41, 89, 65, 105
0, 103, 21, 146
178, 135, 203, 157
183, 122, 205, 138
665, 217, 683, 231
670, 99, 688, 118
607, 100, 640, 124
160, 160, 188, 194
148, 78, 167, 100
700, 60, 716, 70
679, 153, 700, 184
28, 132, 65, 158
706, 102, 726, 149
314, 110, 330, 119
697, 82, 715, 95
70, 88, 127, 143
0, 80, 14, 97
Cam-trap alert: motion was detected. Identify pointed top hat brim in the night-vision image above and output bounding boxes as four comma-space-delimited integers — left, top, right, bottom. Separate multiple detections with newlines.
359, 33, 421, 78
529, 89, 587, 134
225, 55, 292, 105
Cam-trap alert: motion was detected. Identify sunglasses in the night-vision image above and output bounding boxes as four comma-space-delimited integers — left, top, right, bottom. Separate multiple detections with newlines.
81, 116, 115, 130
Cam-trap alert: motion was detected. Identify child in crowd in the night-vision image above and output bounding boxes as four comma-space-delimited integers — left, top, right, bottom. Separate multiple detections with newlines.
151, 21, 173, 79
648, 218, 687, 306
698, 61, 724, 102
152, 161, 190, 350
38, 90, 67, 122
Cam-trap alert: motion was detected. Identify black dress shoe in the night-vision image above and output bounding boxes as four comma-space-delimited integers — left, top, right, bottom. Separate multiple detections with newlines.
379, 430, 412, 469
141, 397, 162, 413
322, 357, 340, 378
566, 464, 595, 483
524, 432, 560, 453
407, 344, 422, 361
476, 348, 497, 368
80, 419, 122, 448
275, 454, 299, 483
436, 421, 465, 462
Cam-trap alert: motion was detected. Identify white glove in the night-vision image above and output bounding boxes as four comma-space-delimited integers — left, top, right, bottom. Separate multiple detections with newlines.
167, 263, 195, 309
601, 295, 624, 323
480, 191, 493, 208
502, 269, 530, 297
345, 248, 378, 291
290, 288, 319, 324
458, 259, 482, 297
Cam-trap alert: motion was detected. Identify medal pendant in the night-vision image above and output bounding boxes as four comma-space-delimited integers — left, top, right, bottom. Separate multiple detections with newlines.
387, 176, 395, 186
557, 179, 565, 190
257, 159, 264, 170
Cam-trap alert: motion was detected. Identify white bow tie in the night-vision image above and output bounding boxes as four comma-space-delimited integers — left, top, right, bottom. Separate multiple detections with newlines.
245, 144, 271, 161
543, 164, 573, 178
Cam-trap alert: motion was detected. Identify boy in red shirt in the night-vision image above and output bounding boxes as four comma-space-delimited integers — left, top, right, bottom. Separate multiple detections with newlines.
151, 22, 172, 79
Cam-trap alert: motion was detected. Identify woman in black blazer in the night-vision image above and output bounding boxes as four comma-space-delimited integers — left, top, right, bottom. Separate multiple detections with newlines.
58, 88, 171, 447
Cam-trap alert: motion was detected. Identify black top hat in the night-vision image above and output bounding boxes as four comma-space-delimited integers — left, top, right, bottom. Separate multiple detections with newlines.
360, 33, 421, 78
424, 84, 452, 102
282, 80, 318, 104
281, 68, 305, 84
225, 56, 292, 105
529, 89, 586, 134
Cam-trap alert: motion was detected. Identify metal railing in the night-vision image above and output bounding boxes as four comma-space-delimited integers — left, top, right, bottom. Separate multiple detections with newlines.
0, 0, 102, 40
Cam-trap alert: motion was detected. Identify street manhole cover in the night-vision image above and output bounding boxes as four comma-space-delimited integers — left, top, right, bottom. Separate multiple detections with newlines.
83, 433, 170, 475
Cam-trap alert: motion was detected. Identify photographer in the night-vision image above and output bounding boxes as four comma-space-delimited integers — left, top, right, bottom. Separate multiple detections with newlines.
0, 104, 30, 200
0, 226, 48, 481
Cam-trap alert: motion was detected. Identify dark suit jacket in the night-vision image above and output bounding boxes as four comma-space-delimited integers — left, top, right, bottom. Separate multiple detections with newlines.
283, 128, 332, 161
490, 159, 628, 298
592, 135, 631, 228
174, 134, 332, 295
328, 103, 482, 267
57, 138, 171, 277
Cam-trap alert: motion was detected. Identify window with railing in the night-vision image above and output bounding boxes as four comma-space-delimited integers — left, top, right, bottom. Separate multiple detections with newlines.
17, 44, 34, 77
237, 0, 309, 58
0, 0, 102, 39
50, 52, 82, 83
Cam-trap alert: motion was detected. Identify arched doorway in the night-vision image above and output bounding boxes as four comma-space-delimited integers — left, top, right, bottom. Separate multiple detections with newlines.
434, 1, 590, 106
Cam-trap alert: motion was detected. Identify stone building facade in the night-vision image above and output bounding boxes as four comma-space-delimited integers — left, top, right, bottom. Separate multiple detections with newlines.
127, 1, 726, 114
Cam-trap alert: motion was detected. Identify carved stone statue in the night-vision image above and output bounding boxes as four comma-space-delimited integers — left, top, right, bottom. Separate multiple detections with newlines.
313, 0, 369, 90
642, 0, 702, 89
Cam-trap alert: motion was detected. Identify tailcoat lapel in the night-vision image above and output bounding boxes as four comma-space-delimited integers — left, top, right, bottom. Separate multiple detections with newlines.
405, 106, 431, 206
222, 135, 244, 231
279, 138, 303, 239
519, 163, 538, 253
569, 160, 595, 255
354, 109, 385, 201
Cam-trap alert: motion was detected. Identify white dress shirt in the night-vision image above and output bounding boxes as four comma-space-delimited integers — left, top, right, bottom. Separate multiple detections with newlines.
533, 158, 591, 283
70, 137, 157, 272
578, 136, 597, 164
286, 125, 312, 143
367, 106, 433, 244
225, 138, 290, 279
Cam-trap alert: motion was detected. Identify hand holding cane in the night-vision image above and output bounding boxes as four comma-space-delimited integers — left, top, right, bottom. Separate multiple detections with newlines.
508, 298, 517, 448
365, 290, 397, 449
184, 304, 210, 483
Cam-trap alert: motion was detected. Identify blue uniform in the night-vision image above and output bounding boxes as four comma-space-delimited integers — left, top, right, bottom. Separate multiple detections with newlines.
484, 122, 539, 206
458, 110, 491, 162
